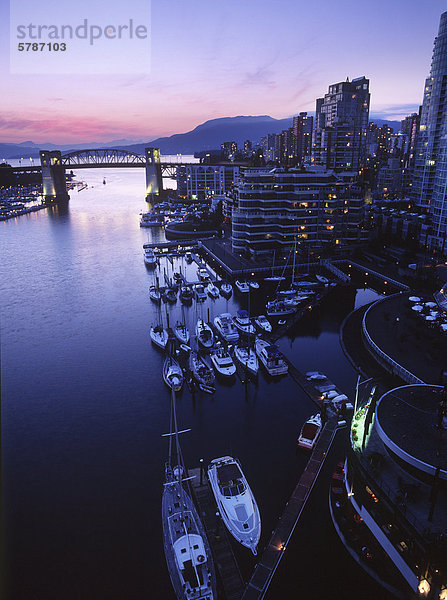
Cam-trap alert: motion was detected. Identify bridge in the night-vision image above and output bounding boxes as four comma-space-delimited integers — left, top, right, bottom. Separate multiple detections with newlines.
11, 147, 200, 204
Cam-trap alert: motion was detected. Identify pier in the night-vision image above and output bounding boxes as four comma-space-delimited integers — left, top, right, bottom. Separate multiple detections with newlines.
241, 416, 340, 600
189, 467, 246, 600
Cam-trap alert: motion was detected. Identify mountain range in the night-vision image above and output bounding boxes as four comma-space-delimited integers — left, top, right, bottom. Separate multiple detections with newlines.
1, 114, 401, 159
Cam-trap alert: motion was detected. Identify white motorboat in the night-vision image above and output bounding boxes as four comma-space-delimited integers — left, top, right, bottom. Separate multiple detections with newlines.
233, 310, 256, 335
210, 347, 236, 377
297, 413, 322, 450
149, 285, 161, 303
174, 321, 190, 345
266, 300, 296, 317
207, 283, 219, 298
235, 280, 249, 293
194, 284, 207, 302
254, 314, 272, 333
144, 247, 157, 267
208, 456, 261, 555
213, 313, 239, 342
163, 356, 184, 391
189, 351, 215, 386
150, 324, 169, 350
179, 286, 193, 303
197, 268, 210, 282
305, 371, 327, 381
234, 345, 258, 376
220, 282, 233, 298
249, 281, 259, 290
255, 338, 288, 376
196, 319, 214, 349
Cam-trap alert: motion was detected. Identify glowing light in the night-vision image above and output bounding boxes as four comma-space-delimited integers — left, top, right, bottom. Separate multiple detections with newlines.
418, 579, 430, 597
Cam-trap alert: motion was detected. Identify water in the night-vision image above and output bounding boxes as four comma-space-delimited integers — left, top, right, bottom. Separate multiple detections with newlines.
2, 168, 389, 600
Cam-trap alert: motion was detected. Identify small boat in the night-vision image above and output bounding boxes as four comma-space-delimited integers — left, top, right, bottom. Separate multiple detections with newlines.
214, 313, 239, 342
278, 319, 286, 325
149, 285, 161, 303
194, 284, 207, 302
174, 321, 190, 344
220, 282, 233, 298
234, 345, 258, 376
189, 351, 215, 386
294, 280, 319, 288
163, 356, 184, 391
233, 310, 256, 335
266, 300, 295, 317
164, 288, 177, 304
179, 286, 193, 303
196, 319, 214, 348
150, 324, 169, 350
249, 281, 259, 290
254, 314, 272, 333
305, 371, 327, 381
197, 268, 210, 282
210, 347, 236, 377
199, 383, 215, 394
235, 280, 249, 293
264, 275, 285, 282
255, 338, 288, 376
185, 251, 193, 263
140, 212, 163, 227
297, 413, 322, 450
173, 271, 183, 282
144, 248, 157, 267
207, 283, 219, 298
208, 456, 261, 555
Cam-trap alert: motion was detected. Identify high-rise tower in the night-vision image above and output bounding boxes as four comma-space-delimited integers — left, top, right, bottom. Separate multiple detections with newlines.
412, 11, 447, 252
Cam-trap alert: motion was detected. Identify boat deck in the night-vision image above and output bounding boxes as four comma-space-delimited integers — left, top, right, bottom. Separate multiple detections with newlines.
241, 415, 340, 599
189, 468, 245, 600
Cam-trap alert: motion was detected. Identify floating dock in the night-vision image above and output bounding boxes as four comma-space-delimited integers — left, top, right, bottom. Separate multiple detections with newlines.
189, 467, 246, 600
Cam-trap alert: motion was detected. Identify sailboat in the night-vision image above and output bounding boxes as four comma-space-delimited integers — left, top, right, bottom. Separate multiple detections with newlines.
150, 308, 169, 350
163, 355, 184, 392
174, 307, 190, 345
162, 389, 217, 599
264, 250, 285, 282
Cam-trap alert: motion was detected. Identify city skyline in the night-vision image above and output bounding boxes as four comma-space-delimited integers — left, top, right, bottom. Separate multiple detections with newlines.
1, 1, 446, 144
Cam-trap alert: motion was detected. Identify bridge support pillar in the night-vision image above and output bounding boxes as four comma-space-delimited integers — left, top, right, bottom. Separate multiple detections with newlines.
145, 147, 163, 202
40, 150, 69, 205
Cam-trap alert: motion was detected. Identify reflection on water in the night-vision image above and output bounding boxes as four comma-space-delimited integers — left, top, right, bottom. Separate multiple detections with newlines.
3, 168, 387, 600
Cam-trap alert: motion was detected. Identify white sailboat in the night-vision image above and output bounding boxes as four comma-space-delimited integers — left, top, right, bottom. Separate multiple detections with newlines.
220, 282, 233, 298
174, 321, 190, 345
208, 456, 261, 555
234, 345, 259, 376
235, 280, 250, 293
195, 319, 214, 349
163, 356, 184, 392
207, 283, 219, 298
189, 351, 215, 387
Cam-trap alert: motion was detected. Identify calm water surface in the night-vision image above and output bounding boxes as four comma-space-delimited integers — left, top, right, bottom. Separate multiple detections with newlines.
2, 169, 390, 599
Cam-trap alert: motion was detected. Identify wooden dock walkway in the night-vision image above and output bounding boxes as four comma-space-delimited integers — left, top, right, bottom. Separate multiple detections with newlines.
189, 467, 246, 600
241, 416, 340, 599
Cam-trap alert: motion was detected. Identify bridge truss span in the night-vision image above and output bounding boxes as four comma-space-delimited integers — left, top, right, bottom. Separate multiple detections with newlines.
62, 148, 146, 168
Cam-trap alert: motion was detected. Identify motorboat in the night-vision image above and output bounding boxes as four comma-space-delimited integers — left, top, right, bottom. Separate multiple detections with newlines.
150, 324, 169, 350
163, 356, 184, 391
220, 282, 233, 298
144, 248, 157, 267
233, 310, 256, 335
207, 283, 219, 298
197, 268, 210, 282
149, 285, 161, 303
185, 251, 193, 263
174, 321, 190, 345
254, 314, 272, 333
162, 390, 217, 600
196, 319, 214, 349
234, 345, 258, 376
210, 347, 236, 377
297, 413, 322, 450
213, 313, 239, 342
179, 286, 193, 303
266, 300, 295, 317
249, 281, 259, 290
208, 456, 261, 555
194, 284, 207, 302
173, 271, 183, 283
255, 338, 288, 376
235, 280, 250, 293
305, 371, 327, 381
189, 352, 215, 386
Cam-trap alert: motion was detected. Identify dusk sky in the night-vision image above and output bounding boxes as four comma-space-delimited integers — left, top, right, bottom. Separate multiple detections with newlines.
1, 0, 446, 144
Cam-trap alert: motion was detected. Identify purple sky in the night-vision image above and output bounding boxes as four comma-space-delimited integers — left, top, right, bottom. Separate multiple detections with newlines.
1, 1, 446, 144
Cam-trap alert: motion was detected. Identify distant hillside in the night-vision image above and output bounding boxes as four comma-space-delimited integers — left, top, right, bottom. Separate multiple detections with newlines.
123, 115, 293, 155
1, 115, 402, 158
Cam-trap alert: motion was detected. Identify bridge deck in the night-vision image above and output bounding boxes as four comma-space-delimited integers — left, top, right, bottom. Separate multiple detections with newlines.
189, 468, 245, 600
241, 416, 340, 599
